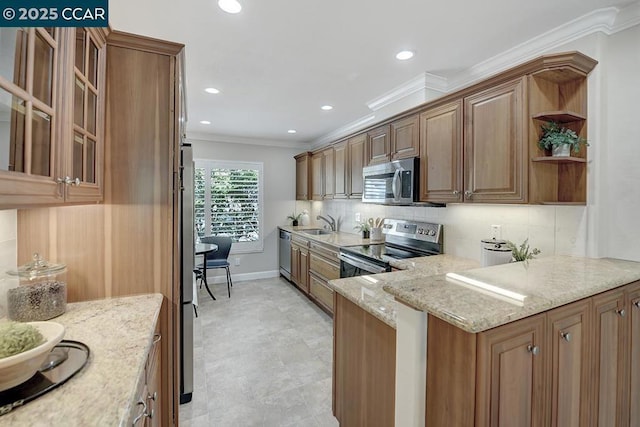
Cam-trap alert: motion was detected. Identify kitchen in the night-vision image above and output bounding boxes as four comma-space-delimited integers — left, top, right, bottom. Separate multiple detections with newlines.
0, 0, 639, 426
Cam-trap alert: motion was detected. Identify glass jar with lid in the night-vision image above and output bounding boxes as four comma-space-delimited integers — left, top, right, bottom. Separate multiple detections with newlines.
6, 253, 67, 321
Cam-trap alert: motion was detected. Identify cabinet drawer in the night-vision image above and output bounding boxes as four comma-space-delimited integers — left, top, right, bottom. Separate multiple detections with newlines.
310, 252, 340, 280
292, 235, 310, 247
310, 273, 334, 312
309, 241, 339, 262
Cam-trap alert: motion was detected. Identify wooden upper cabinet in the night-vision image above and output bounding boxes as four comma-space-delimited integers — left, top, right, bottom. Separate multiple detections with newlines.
419, 100, 463, 203
0, 28, 63, 206
0, 27, 107, 208
391, 114, 419, 160
476, 313, 546, 427
64, 28, 107, 203
333, 141, 347, 199
348, 133, 366, 198
366, 124, 390, 165
294, 152, 311, 200
322, 147, 334, 199
311, 151, 323, 201
464, 77, 527, 203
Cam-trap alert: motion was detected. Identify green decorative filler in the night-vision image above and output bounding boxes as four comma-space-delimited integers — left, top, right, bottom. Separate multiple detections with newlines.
506, 238, 541, 262
538, 121, 589, 154
354, 220, 371, 238
0, 322, 44, 359
287, 212, 302, 226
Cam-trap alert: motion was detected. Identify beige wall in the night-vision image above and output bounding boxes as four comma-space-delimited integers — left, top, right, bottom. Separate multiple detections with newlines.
190, 138, 304, 282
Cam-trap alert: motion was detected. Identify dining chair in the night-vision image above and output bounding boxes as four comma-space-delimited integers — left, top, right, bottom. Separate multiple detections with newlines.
197, 236, 233, 298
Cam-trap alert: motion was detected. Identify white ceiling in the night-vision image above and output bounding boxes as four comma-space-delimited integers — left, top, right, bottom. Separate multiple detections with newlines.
109, 0, 635, 145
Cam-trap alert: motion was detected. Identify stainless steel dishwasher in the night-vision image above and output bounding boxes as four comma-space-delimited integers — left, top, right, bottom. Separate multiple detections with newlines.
279, 229, 292, 280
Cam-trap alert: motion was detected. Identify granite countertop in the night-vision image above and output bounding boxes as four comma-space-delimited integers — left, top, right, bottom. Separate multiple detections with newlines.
2, 293, 163, 426
384, 256, 640, 333
279, 225, 375, 248
327, 254, 480, 328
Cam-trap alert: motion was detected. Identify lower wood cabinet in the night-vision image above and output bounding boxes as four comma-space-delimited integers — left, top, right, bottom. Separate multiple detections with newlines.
308, 242, 339, 314
426, 280, 640, 427
290, 237, 309, 294
333, 293, 395, 426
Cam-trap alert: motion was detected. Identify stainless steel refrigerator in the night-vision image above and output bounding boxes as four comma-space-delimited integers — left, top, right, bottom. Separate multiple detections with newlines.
179, 143, 194, 404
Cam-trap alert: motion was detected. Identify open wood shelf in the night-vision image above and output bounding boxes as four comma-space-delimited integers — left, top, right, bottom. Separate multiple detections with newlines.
532, 156, 586, 163
532, 110, 586, 123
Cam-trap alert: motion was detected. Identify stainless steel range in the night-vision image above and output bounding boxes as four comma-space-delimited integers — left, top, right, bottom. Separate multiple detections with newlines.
339, 219, 443, 277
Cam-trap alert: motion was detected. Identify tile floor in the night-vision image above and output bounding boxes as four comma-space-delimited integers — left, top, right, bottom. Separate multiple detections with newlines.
179, 276, 339, 427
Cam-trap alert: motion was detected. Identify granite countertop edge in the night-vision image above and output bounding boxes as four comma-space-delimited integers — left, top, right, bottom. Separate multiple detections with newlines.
384, 256, 640, 334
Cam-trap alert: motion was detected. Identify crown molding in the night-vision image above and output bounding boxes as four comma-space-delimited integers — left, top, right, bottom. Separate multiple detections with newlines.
311, 114, 377, 148
366, 72, 448, 111
187, 132, 307, 149
313, 3, 640, 146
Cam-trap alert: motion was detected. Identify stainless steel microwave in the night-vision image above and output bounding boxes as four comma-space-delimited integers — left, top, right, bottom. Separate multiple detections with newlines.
362, 157, 418, 205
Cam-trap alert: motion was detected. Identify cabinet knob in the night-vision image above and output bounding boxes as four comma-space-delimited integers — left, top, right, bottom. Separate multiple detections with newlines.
452, 190, 460, 196
560, 332, 572, 342
464, 190, 473, 200
633, 301, 640, 309
617, 308, 626, 317
527, 344, 540, 355
148, 391, 157, 401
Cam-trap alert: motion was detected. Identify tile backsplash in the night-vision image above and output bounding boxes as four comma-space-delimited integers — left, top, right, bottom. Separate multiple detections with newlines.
0, 209, 17, 318
305, 200, 588, 261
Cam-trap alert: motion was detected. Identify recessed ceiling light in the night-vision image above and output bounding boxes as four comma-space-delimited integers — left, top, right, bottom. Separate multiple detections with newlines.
321, 105, 333, 111
200, 120, 211, 125
205, 87, 220, 94
287, 129, 297, 134
218, 0, 242, 14
395, 50, 414, 61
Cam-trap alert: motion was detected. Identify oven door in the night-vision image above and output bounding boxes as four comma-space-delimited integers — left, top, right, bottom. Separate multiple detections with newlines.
338, 252, 389, 278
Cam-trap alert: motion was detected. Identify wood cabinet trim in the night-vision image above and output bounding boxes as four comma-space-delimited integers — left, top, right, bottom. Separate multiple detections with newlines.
106, 30, 184, 56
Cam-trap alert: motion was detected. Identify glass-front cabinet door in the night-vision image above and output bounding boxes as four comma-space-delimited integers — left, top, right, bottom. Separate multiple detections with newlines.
0, 27, 62, 205
63, 27, 106, 202
0, 27, 107, 207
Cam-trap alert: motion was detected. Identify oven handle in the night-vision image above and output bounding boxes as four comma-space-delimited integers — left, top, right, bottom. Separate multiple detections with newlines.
338, 253, 387, 274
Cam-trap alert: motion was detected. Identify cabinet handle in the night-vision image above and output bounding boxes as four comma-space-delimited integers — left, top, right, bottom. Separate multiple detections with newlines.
56, 176, 81, 186
153, 333, 161, 344
527, 344, 540, 355
617, 308, 626, 317
464, 190, 473, 200
560, 332, 572, 342
132, 400, 147, 425
452, 190, 460, 196
633, 301, 640, 309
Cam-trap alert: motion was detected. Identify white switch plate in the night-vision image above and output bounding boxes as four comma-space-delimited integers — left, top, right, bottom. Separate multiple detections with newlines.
355, 212, 361, 222
490, 224, 502, 240
234, 258, 240, 266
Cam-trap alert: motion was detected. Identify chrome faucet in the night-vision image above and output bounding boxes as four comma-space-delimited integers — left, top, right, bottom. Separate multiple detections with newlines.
317, 214, 336, 231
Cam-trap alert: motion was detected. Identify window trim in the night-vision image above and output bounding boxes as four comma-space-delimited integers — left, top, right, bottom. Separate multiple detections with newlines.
194, 159, 264, 254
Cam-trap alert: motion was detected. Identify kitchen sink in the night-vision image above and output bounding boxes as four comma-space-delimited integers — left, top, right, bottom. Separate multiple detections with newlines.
301, 229, 332, 236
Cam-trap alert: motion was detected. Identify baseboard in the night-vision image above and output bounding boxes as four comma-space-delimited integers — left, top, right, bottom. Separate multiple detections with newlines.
204, 269, 280, 284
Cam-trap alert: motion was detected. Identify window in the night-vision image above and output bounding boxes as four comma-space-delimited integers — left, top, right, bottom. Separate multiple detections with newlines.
194, 160, 264, 253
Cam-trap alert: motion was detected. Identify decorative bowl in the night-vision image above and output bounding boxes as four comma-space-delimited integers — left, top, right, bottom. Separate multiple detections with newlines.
0, 321, 65, 391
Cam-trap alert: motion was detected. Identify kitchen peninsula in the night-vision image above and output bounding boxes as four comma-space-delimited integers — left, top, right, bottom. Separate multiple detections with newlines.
1, 294, 163, 426
329, 255, 640, 426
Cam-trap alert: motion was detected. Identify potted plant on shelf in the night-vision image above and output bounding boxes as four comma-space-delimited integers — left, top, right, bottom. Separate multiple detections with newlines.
506, 239, 541, 263
354, 220, 371, 239
538, 121, 589, 157
287, 213, 302, 226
